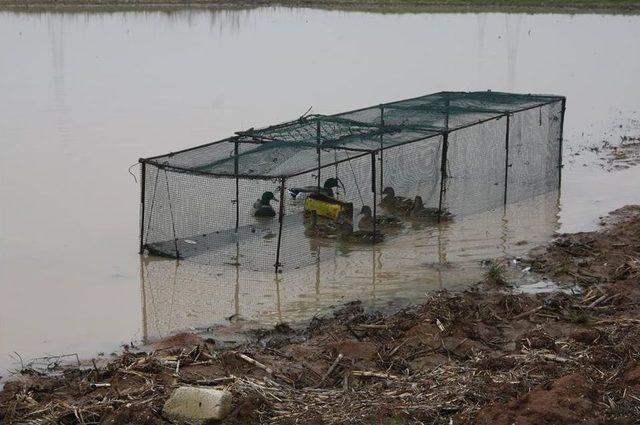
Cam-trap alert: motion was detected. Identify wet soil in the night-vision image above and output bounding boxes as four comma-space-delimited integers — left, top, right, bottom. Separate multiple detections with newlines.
1, 206, 640, 424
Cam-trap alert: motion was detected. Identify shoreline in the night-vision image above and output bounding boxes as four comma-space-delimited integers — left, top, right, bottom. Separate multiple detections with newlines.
2, 0, 640, 14
2, 205, 639, 423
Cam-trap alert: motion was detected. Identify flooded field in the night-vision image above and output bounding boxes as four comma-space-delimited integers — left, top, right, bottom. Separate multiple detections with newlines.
1, 7, 640, 377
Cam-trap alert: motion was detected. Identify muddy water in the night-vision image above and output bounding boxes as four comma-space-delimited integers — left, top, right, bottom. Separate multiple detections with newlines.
1, 8, 639, 376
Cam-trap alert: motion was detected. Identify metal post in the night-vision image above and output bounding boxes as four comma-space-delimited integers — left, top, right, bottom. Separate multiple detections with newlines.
274, 178, 286, 273
139, 161, 146, 254
234, 141, 239, 232
437, 133, 449, 216
558, 98, 566, 189
437, 96, 450, 220
379, 105, 384, 194
163, 169, 180, 259
316, 120, 321, 188
139, 256, 148, 343
503, 113, 511, 206
371, 152, 377, 242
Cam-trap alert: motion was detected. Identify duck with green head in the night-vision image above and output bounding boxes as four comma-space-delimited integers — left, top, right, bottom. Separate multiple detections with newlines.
253, 191, 278, 217
287, 177, 341, 199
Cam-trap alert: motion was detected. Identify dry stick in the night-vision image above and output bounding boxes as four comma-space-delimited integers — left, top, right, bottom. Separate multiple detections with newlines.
512, 306, 543, 320
194, 376, 236, 386
588, 294, 610, 308
237, 353, 273, 375
90, 383, 111, 389
316, 353, 343, 387
352, 370, 399, 379
355, 324, 389, 330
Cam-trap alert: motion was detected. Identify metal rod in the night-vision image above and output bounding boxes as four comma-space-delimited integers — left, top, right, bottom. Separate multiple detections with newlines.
163, 169, 180, 259
141, 136, 239, 161
438, 95, 450, 219
234, 141, 240, 232
379, 105, 384, 194
437, 133, 449, 215
316, 120, 321, 188
558, 98, 566, 189
274, 178, 286, 273
139, 256, 148, 344
141, 97, 563, 166
139, 161, 146, 254
371, 152, 377, 243
144, 162, 275, 181
144, 164, 161, 250
504, 113, 511, 205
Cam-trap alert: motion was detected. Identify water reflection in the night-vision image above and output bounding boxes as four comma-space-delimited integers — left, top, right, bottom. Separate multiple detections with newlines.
140, 191, 560, 341
2, 7, 639, 375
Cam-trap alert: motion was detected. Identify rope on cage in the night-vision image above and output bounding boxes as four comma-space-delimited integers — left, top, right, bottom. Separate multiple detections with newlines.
128, 162, 140, 183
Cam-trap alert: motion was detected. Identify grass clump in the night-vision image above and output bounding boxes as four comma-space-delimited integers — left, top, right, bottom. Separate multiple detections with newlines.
484, 263, 507, 286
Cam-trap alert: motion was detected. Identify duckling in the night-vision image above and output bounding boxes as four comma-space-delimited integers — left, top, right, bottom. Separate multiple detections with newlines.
253, 191, 278, 217
288, 177, 340, 199
410, 196, 453, 221
380, 187, 413, 215
358, 205, 402, 231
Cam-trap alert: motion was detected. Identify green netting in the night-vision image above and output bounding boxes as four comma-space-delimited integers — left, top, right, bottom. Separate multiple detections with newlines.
139, 91, 565, 272
143, 91, 562, 179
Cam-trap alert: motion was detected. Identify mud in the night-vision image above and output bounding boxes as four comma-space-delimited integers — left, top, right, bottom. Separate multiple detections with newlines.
1, 206, 640, 424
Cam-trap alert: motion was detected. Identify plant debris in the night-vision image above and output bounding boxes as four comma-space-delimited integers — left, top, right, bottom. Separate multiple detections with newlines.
1, 206, 640, 424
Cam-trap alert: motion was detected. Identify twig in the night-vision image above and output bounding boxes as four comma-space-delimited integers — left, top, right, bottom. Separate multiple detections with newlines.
512, 306, 543, 320
316, 353, 343, 387
238, 353, 273, 375
352, 370, 399, 379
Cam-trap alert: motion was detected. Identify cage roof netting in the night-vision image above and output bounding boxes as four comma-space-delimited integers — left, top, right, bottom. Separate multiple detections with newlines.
141, 91, 564, 179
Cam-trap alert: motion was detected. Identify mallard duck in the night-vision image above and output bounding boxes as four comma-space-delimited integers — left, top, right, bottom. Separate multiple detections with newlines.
380, 187, 413, 215
253, 191, 278, 217
287, 178, 340, 199
410, 196, 453, 221
304, 211, 339, 239
358, 205, 402, 231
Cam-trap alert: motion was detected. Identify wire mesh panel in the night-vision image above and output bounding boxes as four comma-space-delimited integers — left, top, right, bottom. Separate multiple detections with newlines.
381, 135, 442, 209
443, 117, 508, 216
506, 102, 563, 204
142, 164, 284, 271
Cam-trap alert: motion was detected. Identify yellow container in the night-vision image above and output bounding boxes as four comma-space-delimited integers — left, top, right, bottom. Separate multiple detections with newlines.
304, 194, 353, 223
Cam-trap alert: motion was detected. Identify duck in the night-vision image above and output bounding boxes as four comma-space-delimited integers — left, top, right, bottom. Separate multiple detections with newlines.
380, 187, 414, 215
287, 177, 340, 200
358, 205, 402, 231
410, 196, 453, 221
340, 228, 384, 244
253, 191, 278, 217
304, 211, 339, 239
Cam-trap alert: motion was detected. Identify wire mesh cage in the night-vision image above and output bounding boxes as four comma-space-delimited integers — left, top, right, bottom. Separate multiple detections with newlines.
139, 91, 565, 272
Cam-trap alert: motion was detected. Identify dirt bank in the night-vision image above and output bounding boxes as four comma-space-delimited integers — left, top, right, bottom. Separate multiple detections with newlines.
1, 206, 640, 424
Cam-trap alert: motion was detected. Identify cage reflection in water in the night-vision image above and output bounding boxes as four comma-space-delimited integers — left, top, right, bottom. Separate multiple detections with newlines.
139, 91, 565, 271
139, 190, 560, 342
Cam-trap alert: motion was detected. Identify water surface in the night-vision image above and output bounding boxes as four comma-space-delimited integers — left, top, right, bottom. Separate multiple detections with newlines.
1, 7, 639, 376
